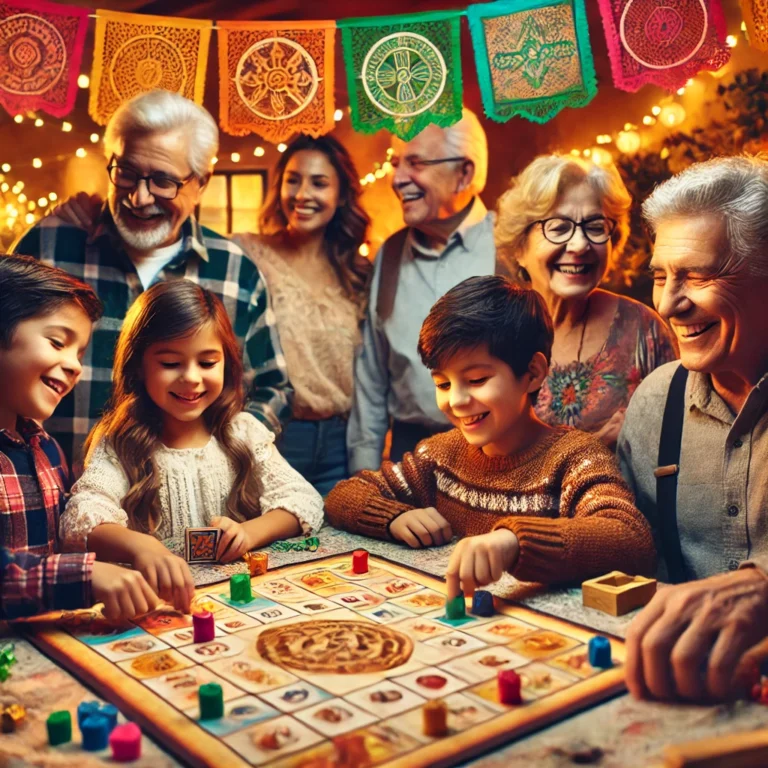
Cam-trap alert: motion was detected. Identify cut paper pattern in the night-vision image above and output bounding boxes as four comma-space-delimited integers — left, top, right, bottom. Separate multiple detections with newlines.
0, 0, 88, 117
467, 0, 597, 124
89, 9, 212, 126
218, 20, 335, 142
597, 0, 730, 91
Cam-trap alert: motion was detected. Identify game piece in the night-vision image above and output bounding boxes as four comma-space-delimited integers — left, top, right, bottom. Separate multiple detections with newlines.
588, 636, 613, 668
100, 703, 118, 732
498, 669, 522, 705
82, 712, 110, 751
445, 593, 466, 620
1, 704, 25, 732
582, 571, 657, 616
199, 682, 224, 720
471, 590, 494, 617
77, 700, 100, 729
0, 665, 8, 682
110, 722, 142, 762
352, 549, 369, 574
193, 611, 215, 643
229, 573, 252, 603
47, 710, 72, 746
0, 642, 16, 667
662, 727, 768, 767
760, 686, 768, 706
184, 526, 222, 563
244, 551, 268, 576
422, 699, 448, 737
751, 684, 762, 702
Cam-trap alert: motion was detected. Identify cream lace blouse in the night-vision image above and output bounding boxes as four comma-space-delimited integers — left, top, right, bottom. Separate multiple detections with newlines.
60, 413, 325, 549
233, 234, 361, 420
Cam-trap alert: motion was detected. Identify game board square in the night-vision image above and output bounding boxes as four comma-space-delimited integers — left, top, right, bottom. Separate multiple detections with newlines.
251, 579, 317, 603
207, 654, 298, 694
258, 682, 333, 713
462, 616, 540, 644
439, 646, 530, 684
290, 598, 338, 615
509, 630, 580, 661
159, 625, 226, 648
344, 680, 425, 718
184, 695, 280, 737
546, 645, 601, 679
357, 603, 415, 624
134, 607, 193, 636
177, 634, 246, 663
144, 666, 243, 710
390, 616, 452, 642
88, 630, 171, 661
390, 589, 446, 614
286, 569, 347, 591
365, 575, 423, 598
327, 589, 386, 611
223, 715, 323, 764
117, 649, 194, 680
414, 631, 487, 665
216, 613, 262, 633
392, 667, 467, 699
328, 559, 388, 581
293, 697, 377, 736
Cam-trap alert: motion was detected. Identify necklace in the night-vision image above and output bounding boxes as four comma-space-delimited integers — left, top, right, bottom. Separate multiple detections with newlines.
575, 297, 591, 363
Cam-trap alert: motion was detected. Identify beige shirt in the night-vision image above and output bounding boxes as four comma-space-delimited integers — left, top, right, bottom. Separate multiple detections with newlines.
233, 234, 361, 420
618, 360, 768, 579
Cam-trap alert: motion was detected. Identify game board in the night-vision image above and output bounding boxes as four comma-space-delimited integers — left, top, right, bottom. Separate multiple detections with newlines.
22, 554, 626, 768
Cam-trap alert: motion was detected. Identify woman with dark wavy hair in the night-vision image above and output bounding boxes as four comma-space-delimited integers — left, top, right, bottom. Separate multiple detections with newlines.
232, 134, 371, 495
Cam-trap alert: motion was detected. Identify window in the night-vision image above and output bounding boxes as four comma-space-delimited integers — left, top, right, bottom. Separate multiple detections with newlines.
198, 170, 267, 235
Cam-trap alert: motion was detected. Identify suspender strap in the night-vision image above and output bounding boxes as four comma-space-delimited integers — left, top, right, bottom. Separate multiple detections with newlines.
656, 364, 689, 584
376, 228, 410, 321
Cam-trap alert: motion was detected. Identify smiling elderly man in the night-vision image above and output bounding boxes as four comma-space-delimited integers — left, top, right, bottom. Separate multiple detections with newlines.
12, 90, 290, 463
348, 108, 498, 475
618, 155, 768, 703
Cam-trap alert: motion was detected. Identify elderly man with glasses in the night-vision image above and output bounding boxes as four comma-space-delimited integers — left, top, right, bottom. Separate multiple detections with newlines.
348, 108, 497, 477
12, 90, 290, 465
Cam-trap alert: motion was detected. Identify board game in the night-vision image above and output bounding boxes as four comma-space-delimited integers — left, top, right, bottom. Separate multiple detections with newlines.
23, 554, 626, 768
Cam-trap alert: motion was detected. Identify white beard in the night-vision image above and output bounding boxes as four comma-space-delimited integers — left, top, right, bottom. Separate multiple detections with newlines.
114, 207, 173, 251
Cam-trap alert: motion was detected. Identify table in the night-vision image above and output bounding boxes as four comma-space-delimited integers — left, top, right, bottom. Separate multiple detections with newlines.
3, 526, 767, 768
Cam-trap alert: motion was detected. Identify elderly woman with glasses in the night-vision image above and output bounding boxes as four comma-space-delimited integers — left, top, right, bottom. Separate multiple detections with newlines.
495, 154, 677, 447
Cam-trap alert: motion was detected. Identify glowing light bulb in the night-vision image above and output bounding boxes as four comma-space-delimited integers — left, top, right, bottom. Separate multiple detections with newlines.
17, 193, 26, 203
651, 105, 661, 116
48, 192, 58, 201
212, 156, 218, 165
726, 35, 737, 47
254, 146, 265, 157
75, 148, 86, 158
34, 118, 43, 127
90, 133, 99, 143
13, 115, 23, 124
231, 152, 241, 163
37, 197, 47, 207
277, 143, 287, 153
359, 243, 370, 257
62, 122, 73, 132
616, 130, 641, 155
77, 74, 89, 88
32, 158, 42, 168
1, 164, 11, 173
25, 212, 34, 224
366, 172, 376, 183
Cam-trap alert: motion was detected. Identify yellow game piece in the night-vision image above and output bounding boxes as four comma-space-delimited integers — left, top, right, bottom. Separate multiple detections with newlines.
422, 699, 448, 737
582, 571, 657, 616
244, 551, 268, 576
2, 703, 26, 732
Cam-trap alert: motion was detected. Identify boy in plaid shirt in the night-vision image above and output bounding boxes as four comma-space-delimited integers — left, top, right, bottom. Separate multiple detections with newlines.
0, 255, 165, 620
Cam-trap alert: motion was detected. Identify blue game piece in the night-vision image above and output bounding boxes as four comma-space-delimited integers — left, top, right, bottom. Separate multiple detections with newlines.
100, 703, 118, 732
77, 701, 100, 729
588, 636, 613, 669
81, 713, 110, 751
471, 590, 494, 617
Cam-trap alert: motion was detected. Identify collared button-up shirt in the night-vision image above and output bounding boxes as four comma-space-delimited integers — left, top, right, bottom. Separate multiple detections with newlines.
618, 360, 768, 580
12, 212, 291, 463
0, 419, 94, 618
348, 198, 496, 474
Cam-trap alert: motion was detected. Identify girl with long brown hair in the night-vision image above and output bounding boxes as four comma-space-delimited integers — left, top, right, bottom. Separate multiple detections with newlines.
61, 280, 324, 604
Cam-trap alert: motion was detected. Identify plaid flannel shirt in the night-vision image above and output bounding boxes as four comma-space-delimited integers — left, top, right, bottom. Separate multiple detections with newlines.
12, 211, 292, 464
0, 420, 94, 618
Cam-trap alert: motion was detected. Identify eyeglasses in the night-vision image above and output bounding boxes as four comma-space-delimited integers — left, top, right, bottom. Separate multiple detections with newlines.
390, 156, 468, 172
106, 159, 197, 201
530, 216, 617, 245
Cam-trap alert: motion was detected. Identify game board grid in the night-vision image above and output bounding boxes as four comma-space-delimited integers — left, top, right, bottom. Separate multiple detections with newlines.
53, 555, 625, 768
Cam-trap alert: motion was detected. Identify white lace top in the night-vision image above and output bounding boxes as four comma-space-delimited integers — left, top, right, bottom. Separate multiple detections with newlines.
60, 413, 325, 549
233, 234, 361, 420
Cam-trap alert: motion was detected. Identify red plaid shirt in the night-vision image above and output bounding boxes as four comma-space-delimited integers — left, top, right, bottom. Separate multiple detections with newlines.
0, 419, 93, 618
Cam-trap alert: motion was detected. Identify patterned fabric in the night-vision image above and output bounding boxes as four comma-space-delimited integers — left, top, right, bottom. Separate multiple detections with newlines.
535, 296, 677, 433
467, 0, 596, 125
11, 212, 291, 464
218, 20, 336, 143
0, 0, 88, 118
741, 0, 768, 52
597, 0, 730, 92
326, 427, 655, 584
339, 10, 463, 141
89, 9, 212, 126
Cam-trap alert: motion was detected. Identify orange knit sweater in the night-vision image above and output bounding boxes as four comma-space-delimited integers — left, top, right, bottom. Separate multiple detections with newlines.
325, 427, 655, 584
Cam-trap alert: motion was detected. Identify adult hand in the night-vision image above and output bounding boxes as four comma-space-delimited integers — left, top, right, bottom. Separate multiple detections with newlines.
133, 544, 195, 614
91, 561, 162, 621
595, 408, 626, 450
625, 567, 768, 702
445, 529, 519, 600
389, 507, 453, 548
211, 516, 252, 563
52, 192, 103, 231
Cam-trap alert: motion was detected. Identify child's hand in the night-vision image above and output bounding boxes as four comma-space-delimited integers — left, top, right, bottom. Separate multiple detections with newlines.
211, 517, 252, 563
91, 562, 162, 622
445, 529, 519, 599
133, 545, 195, 613
390, 507, 453, 548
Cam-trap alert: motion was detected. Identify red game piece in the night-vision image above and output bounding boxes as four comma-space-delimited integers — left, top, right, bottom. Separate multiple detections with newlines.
192, 611, 215, 644
109, 722, 141, 762
498, 669, 522, 705
751, 684, 763, 702
760, 685, 768, 705
352, 550, 369, 574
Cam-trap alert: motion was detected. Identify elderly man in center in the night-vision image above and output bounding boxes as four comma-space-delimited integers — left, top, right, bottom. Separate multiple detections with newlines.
618, 155, 768, 703
12, 89, 290, 465
347, 108, 497, 473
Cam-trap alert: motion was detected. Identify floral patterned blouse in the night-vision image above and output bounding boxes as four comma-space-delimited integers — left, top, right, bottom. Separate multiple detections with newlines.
535, 296, 677, 433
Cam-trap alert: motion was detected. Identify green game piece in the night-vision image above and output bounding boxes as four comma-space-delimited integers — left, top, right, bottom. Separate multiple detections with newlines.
47, 710, 72, 745
0, 642, 16, 667
445, 593, 466, 620
0, 665, 9, 682
199, 683, 224, 720
229, 573, 252, 603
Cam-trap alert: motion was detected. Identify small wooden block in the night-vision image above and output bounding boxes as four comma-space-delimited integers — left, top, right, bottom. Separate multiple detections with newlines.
422, 700, 448, 737
244, 552, 268, 577
663, 728, 768, 767
582, 571, 657, 616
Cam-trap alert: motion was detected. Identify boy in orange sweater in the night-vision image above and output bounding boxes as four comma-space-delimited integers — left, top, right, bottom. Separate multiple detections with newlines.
327, 276, 655, 595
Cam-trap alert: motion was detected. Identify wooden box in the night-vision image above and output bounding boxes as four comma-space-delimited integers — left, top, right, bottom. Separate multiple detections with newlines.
582, 571, 657, 617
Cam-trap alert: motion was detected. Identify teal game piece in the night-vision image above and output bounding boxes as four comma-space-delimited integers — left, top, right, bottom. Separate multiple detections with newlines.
588, 636, 613, 669
446, 593, 466, 620
229, 573, 252, 603
82, 713, 110, 751
47, 710, 72, 746
199, 683, 224, 720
